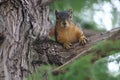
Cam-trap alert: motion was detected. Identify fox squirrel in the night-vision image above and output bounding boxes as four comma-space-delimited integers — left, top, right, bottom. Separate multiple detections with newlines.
50, 9, 87, 49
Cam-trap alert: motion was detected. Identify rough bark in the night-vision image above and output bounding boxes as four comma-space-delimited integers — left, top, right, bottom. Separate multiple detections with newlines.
0, 0, 52, 80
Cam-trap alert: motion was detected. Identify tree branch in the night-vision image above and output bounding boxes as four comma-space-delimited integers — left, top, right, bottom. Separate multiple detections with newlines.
52, 27, 120, 73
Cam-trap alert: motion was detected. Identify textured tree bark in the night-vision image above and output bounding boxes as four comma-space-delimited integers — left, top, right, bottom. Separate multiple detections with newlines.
0, 0, 52, 80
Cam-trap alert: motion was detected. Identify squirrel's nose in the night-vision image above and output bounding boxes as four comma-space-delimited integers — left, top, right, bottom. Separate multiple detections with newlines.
63, 22, 66, 25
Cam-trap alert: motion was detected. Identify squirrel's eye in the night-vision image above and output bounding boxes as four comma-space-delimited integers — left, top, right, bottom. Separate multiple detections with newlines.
56, 15, 60, 19
69, 13, 73, 19
69, 15, 71, 18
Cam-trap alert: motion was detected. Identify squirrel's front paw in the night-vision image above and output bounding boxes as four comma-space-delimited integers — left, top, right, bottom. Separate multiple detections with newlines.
79, 36, 88, 45
63, 42, 72, 49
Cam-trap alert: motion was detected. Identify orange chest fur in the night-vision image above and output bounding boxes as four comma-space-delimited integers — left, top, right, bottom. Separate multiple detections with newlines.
56, 25, 79, 43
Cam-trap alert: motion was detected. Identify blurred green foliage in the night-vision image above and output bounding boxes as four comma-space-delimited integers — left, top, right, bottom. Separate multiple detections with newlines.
92, 40, 120, 56
26, 40, 120, 80
92, 52, 120, 80
50, 0, 120, 31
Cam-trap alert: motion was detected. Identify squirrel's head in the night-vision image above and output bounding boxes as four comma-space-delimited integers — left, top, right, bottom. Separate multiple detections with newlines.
55, 9, 73, 28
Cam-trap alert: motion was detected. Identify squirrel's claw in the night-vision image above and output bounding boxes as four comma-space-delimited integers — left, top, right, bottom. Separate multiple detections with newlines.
79, 36, 88, 45
63, 42, 72, 49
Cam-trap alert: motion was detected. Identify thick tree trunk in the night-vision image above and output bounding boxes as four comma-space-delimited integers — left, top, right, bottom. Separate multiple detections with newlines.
0, 0, 52, 80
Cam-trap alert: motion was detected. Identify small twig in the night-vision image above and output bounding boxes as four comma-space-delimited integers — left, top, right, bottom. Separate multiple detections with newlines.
43, 71, 48, 80
52, 47, 93, 73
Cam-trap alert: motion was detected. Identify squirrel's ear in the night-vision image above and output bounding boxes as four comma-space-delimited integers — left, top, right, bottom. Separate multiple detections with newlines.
68, 9, 73, 14
55, 9, 59, 15
69, 9, 73, 18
